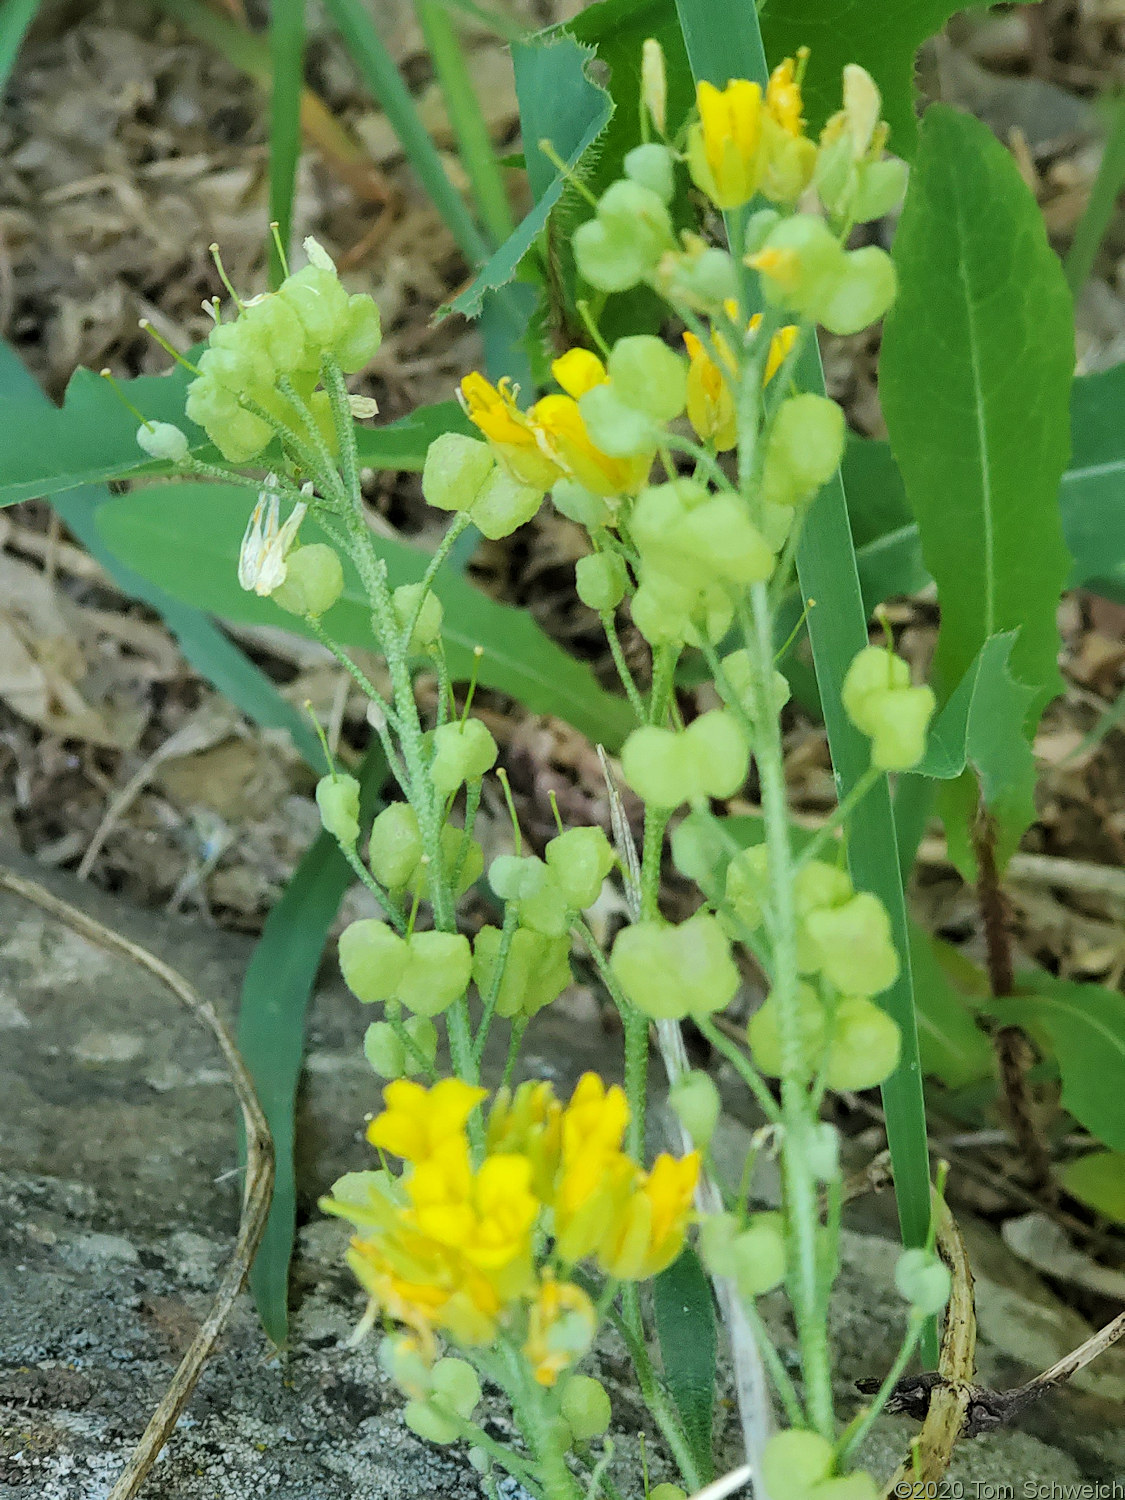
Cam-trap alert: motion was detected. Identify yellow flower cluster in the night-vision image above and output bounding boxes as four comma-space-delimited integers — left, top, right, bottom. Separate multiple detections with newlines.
687, 55, 817, 210
683, 306, 798, 451
323, 1074, 699, 1384
460, 350, 652, 500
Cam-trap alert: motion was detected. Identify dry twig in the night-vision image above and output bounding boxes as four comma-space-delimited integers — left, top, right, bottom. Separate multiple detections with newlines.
0, 866, 274, 1500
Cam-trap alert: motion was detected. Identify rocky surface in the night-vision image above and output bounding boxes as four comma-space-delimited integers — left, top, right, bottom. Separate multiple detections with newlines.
1, 851, 1123, 1497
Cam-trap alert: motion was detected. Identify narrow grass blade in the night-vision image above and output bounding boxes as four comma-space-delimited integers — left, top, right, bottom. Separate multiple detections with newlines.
268, 0, 307, 281
1065, 92, 1125, 298
415, 0, 515, 245
323, 0, 489, 266
0, 0, 39, 92
240, 745, 388, 1344
672, 0, 935, 1316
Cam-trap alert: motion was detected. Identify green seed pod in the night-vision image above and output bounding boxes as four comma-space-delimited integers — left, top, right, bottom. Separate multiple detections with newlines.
470, 465, 544, 540
575, 552, 628, 613
747, 982, 827, 1080
761, 1429, 834, 1500
472, 924, 572, 1019
422, 431, 495, 514
574, 181, 675, 293
488, 853, 527, 903
670, 810, 729, 888
814, 1473, 881, 1500
732, 1212, 787, 1298
403, 1399, 459, 1445
657, 244, 739, 314
397, 930, 472, 1016
544, 826, 615, 910
559, 1375, 612, 1441
573, 215, 651, 294
851, 158, 908, 224
895, 1247, 951, 1316
673, 496, 776, 586
430, 718, 499, 796
392, 583, 444, 652
315, 773, 361, 846
430, 1357, 481, 1419
761, 394, 846, 510
825, 996, 901, 1089
620, 725, 690, 809
338, 919, 409, 1004
277, 264, 350, 346
817, 246, 897, 336
649, 1486, 688, 1500
724, 843, 771, 931
403, 824, 483, 903
403, 1014, 438, 1070
381, 1333, 432, 1398
272, 544, 344, 617
334, 292, 382, 371
669, 1069, 721, 1150
752, 214, 847, 318
684, 710, 750, 800
611, 912, 739, 1021
698, 1211, 740, 1277
804, 891, 900, 997
552, 478, 613, 530
136, 422, 189, 461
606, 335, 687, 423
368, 802, 423, 890
623, 142, 676, 204
363, 1021, 406, 1080
511, 860, 571, 938
578, 384, 660, 458
240, 293, 310, 373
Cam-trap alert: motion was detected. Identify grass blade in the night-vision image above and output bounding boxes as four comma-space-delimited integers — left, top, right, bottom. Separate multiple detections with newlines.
268, 0, 307, 281
415, 0, 515, 245
672, 0, 935, 1317
240, 745, 388, 1344
323, 0, 489, 265
1065, 92, 1125, 298
0, 0, 39, 93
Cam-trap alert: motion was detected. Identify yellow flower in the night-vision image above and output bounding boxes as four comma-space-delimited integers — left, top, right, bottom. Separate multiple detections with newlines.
367, 1078, 486, 1164
530, 394, 652, 498
598, 1151, 700, 1280
408, 1142, 540, 1276
687, 78, 765, 211
683, 309, 799, 451
487, 1080, 563, 1201
552, 348, 609, 399
765, 54, 806, 136
553, 1074, 638, 1265
759, 53, 817, 203
459, 371, 564, 490
523, 1274, 598, 1386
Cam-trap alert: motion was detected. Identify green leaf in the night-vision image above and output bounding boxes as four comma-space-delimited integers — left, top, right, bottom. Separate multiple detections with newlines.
0, 354, 471, 507
758, 0, 1030, 159
1060, 1151, 1125, 1225
1064, 93, 1125, 298
673, 0, 936, 1305
240, 745, 388, 1343
1061, 360, 1125, 604
0, 340, 323, 768
881, 105, 1074, 723
840, 437, 929, 609
95, 482, 636, 748
0, 0, 40, 94
448, 31, 613, 319
914, 633, 1036, 848
652, 1246, 716, 1482
908, 922, 995, 1090
992, 975, 1125, 1151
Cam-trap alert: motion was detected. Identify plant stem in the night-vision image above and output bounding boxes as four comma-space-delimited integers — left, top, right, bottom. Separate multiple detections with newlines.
600, 611, 647, 723
837, 1315, 925, 1465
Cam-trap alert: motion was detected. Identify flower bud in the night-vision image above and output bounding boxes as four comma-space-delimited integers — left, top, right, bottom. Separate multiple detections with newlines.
576, 551, 628, 612
393, 583, 444, 651
272, 543, 344, 617
624, 142, 675, 203
670, 1069, 721, 1149
804, 891, 900, 997
560, 1375, 612, 1441
606, 335, 687, 422
761, 394, 845, 509
611, 912, 739, 1020
315, 773, 361, 846
339, 919, 409, 1003
826, 996, 900, 1089
748, 982, 828, 1080
422, 431, 496, 514
430, 718, 499, 795
545, 826, 616, 910
136, 421, 190, 461
397, 930, 472, 1016
895, 1247, 951, 1315
641, 37, 667, 136
430, 1357, 481, 1419
368, 802, 423, 889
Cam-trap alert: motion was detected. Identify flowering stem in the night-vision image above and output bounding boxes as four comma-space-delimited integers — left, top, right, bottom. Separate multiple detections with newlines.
836, 1313, 925, 1465
694, 1015, 780, 1125
796, 763, 881, 868
613, 1287, 706, 1493
338, 842, 406, 932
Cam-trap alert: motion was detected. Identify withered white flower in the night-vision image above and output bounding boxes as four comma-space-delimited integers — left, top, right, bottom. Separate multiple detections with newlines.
237, 476, 310, 596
